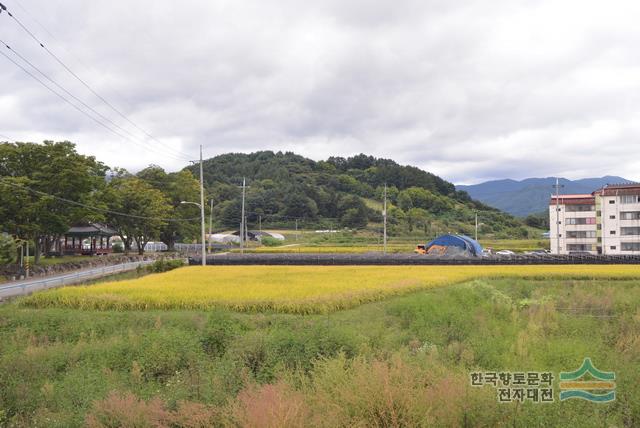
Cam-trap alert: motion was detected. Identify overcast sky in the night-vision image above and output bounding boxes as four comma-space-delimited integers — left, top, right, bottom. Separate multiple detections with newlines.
1, 0, 639, 184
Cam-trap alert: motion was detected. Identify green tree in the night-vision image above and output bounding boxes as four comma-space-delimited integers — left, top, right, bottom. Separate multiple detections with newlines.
0, 142, 107, 263
137, 166, 200, 250
407, 208, 431, 234
337, 196, 368, 229
284, 193, 318, 219
0, 234, 16, 265
99, 178, 172, 255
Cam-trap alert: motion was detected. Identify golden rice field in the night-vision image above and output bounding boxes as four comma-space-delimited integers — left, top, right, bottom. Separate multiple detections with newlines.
20, 265, 640, 314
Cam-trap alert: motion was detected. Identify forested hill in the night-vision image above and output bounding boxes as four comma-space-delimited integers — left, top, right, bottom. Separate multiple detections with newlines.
196, 152, 456, 197
186, 151, 533, 238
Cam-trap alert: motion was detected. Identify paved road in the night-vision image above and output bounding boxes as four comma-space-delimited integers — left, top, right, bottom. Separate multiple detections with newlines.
0, 260, 155, 301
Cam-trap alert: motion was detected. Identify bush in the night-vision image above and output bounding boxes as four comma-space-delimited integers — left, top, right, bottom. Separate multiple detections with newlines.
111, 242, 124, 253
137, 330, 201, 381
146, 258, 184, 273
85, 392, 219, 428
200, 312, 244, 358
260, 236, 283, 247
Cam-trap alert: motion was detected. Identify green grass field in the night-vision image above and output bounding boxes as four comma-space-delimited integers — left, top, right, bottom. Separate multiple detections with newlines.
2, 266, 639, 426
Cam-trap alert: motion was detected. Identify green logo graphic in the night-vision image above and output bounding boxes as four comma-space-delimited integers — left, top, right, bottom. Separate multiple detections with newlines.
559, 358, 616, 403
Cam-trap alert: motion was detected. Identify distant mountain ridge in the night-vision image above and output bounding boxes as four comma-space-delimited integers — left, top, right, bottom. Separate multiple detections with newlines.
456, 176, 633, 217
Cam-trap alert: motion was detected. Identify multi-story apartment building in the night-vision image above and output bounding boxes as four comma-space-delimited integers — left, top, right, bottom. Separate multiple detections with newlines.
550, 183, 640, 255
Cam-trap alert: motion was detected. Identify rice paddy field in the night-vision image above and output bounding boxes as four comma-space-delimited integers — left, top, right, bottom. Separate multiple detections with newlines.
20, 265, 640, 313
2, 265, 640, 427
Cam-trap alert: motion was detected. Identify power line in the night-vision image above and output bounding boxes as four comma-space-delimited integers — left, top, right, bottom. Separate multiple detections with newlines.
0, 177, 200, 222
0, 49, 140, 145
0, 2, 193, 161
0, 38, 188, 161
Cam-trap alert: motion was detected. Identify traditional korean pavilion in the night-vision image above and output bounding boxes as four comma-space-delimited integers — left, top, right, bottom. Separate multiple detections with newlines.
63, 223, 118, 255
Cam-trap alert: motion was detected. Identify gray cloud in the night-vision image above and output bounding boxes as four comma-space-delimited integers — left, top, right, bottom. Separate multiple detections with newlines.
1, 0, 639, 184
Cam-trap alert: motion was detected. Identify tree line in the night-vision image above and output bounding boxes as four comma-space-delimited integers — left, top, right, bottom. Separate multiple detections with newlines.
0, 142, 200, 264
1, 143, 537, 265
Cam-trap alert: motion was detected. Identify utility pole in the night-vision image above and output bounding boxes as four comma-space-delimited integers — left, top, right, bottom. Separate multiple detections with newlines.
240, 177, 246, 254
259, 215, 262, 233
383, 183, 388, 255
475, 212, 478, 241
295, 218, 299, 241
208, 198, 214, 254
199, 145, 206, 266
553, 177, 564, 255
245, 216, 248, 244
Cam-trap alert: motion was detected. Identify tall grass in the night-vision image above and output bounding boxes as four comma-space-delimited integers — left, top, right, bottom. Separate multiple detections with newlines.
3, 279, 640, 426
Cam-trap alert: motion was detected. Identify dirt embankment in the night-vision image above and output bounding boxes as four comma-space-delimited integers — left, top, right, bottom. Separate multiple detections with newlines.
1, 253, 179, 282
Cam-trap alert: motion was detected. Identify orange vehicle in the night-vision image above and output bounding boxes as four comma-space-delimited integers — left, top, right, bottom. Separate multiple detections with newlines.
414, 244, 427, 254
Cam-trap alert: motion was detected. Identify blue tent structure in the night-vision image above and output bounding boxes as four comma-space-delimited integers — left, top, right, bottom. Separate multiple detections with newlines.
423, 234, 483, 257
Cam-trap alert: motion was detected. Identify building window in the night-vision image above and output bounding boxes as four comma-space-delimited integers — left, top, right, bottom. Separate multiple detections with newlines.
621, 243, 640, 251
566, 205, 595, 212
621, 211, 640, 220
610, 215, 616, 219
609, 200, 616, 204
567, 231, 596, 239
610, 246, 616, 250
565, 217, 596, 225
610, 230, 616, 235
621, 195, 640, 204
567, 244, 593, 252
621, 227, 640, 236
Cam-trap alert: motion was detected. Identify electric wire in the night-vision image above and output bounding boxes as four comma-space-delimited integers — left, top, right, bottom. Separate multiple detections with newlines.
0, 177, 201, 223
0, 49, 146, 146
0, 38, 189, 161
0, 2, 193, 161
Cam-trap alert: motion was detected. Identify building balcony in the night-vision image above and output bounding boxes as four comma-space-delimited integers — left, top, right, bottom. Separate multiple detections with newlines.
562, 224, 597, 230
564, 237, 597, 241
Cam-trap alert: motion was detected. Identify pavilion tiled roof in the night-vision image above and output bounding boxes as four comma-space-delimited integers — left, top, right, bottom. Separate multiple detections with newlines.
66, 223, 117, 236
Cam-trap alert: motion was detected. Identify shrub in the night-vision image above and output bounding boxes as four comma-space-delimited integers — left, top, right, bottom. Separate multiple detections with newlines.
200, 312, 243, 358
224, 382, 309, 428
260, 236, 283, 247
111, 242, 124, 253
85, 392, 219, 428
137, 330, 201, 381
146, 258, 184, 274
